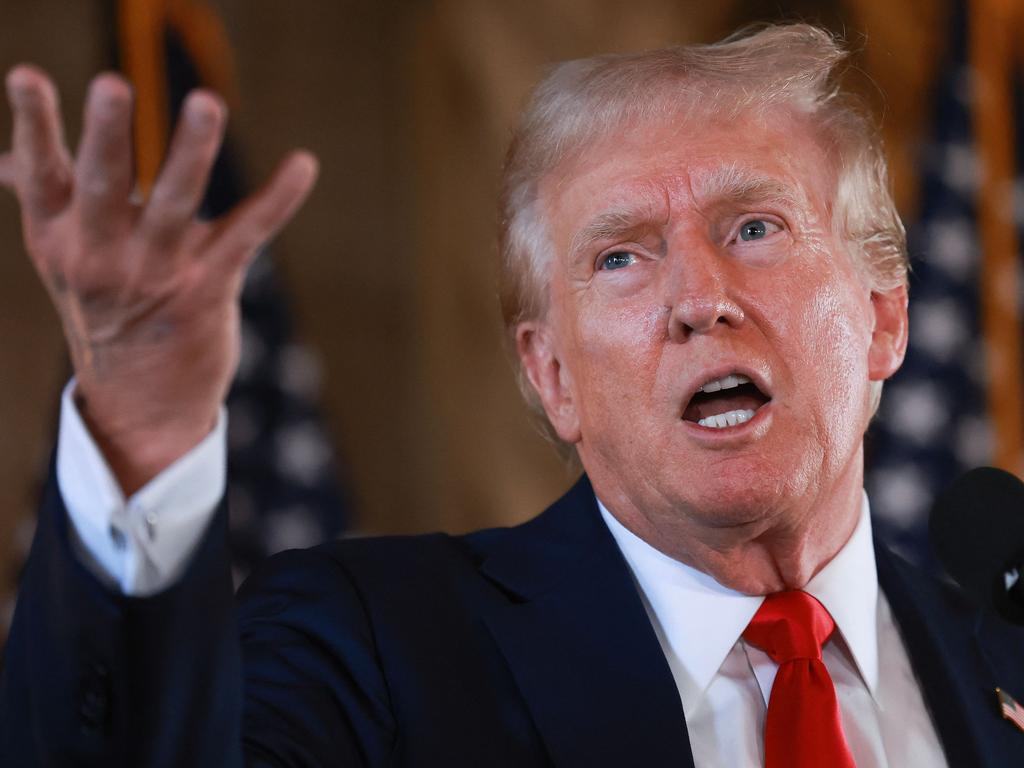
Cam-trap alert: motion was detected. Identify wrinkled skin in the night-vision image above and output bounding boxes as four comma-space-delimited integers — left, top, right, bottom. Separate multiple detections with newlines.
517, 110, 908, 594
1, 66, 318, 494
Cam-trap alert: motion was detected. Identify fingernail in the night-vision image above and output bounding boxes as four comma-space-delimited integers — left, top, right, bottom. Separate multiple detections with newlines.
293, 150, 320, 177
89, 75, 131, 110
6, 70, 31, 101
184, 92, 223, 127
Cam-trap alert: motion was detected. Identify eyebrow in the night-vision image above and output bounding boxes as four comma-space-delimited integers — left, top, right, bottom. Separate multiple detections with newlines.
568, 200, 667, 261
691, 164, 803, 209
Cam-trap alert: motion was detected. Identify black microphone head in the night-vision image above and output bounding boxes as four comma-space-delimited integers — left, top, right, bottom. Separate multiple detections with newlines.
929, 466, 1024, 624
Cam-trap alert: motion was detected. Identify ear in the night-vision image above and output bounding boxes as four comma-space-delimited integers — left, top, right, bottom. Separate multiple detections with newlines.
515, 320, 582, 443
867, 285, 909, 381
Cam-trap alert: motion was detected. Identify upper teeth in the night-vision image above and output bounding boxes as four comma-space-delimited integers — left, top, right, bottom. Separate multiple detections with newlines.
700, 373, 751, 393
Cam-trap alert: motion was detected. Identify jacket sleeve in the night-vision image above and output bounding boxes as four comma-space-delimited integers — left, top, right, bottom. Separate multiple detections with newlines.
0, 467, 242, 767
1, 468, 395, 767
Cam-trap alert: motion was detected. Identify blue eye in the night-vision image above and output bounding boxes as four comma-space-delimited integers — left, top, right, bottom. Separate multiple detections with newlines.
739, 220, 769, 241
600, 251, 635, 270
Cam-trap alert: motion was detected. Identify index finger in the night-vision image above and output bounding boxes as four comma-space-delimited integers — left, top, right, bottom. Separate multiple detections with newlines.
6, 65, 72, 220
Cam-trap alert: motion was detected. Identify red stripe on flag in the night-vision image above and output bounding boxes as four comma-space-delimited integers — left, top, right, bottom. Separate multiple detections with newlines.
997, 689, 1024, 733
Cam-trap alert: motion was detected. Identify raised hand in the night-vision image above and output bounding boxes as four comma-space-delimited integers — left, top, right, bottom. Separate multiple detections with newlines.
0, 66, 318, 494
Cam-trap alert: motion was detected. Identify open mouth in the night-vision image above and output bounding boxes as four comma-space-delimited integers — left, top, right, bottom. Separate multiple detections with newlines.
681, 373, 771, 429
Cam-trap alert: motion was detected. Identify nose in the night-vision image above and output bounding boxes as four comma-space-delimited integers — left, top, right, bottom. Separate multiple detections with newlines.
665, 246, 745, 342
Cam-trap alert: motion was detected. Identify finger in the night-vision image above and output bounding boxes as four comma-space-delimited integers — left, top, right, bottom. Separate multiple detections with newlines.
0, 152, 14, 189
139, 90, 226, 252
6, 65, 72, 219
208, 150, 318, 272
73, 73, 135, 239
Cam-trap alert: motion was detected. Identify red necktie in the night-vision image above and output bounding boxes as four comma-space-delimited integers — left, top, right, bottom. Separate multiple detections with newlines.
742, 591, 856, 768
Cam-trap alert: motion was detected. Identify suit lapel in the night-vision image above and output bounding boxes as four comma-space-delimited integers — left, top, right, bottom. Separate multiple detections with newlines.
477, 476, 693, 768
876, 541, 1024, 766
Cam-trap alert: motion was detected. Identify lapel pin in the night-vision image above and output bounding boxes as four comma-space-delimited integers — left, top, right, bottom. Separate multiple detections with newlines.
996, 688, 1024, 733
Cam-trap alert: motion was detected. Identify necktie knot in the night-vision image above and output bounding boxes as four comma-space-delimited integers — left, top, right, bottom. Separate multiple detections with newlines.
742, 590, 835, 663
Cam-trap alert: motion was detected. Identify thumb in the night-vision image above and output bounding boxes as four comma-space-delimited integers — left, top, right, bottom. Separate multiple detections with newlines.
0, 152, 14, 190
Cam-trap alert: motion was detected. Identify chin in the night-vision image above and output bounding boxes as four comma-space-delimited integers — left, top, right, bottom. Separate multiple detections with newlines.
665, 452, 814, 530
678, 492, 778, 531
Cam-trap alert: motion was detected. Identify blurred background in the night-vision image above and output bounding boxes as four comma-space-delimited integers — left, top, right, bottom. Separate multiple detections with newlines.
0, 0, 1021, 639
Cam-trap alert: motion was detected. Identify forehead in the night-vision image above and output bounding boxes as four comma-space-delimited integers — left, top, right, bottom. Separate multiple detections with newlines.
540, 109, 833, 238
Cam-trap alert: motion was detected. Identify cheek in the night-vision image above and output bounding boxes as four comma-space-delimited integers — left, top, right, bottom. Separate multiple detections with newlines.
775, 272, 873, 442
569, 298, 668, 427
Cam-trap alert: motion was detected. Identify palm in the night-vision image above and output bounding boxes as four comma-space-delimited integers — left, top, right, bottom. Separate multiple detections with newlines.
1, 65, 318, 493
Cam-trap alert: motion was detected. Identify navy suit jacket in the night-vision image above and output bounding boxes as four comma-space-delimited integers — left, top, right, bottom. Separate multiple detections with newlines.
2, 473, 1023, 766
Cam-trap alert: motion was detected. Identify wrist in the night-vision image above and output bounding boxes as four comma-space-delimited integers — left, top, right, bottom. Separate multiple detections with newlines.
73, 385, 219, 496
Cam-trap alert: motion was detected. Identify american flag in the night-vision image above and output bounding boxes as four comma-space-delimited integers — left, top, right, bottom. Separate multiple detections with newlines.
864, 0, 1014, 566
996, 688, 1024, 733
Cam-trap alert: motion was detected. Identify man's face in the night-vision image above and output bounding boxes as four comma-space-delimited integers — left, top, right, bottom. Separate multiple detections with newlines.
519, 109, 907, 542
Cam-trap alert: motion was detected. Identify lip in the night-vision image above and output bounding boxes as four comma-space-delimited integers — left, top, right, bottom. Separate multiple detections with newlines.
677, 362, 774, 442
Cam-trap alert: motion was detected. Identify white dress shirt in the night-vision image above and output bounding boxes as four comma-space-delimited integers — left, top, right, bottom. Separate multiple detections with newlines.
599, 498, 950, 767
57, 383, 949, 764
57, 381, 226, 596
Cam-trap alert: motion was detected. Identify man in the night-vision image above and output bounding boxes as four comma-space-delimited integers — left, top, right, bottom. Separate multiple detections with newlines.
1, 22, 1022, 768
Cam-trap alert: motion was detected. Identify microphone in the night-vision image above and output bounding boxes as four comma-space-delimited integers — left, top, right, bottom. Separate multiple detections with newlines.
929, 466, 1024, 626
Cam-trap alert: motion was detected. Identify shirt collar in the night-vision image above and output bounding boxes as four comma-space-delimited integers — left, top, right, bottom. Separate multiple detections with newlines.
598, 493, 879, 714
804, 492, 879, 698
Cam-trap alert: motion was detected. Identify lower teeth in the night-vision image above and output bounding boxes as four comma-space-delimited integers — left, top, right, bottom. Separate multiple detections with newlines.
697, 409, 756, 429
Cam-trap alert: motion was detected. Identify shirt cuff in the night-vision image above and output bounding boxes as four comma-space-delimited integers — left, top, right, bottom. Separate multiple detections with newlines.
56, 380, 227, 596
